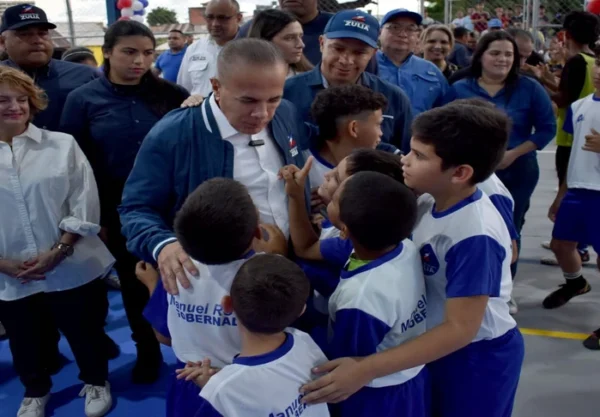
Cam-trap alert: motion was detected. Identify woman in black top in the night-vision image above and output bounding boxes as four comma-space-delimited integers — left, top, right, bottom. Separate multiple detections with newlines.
421, 25, 459, 80
61, 20, 189, 384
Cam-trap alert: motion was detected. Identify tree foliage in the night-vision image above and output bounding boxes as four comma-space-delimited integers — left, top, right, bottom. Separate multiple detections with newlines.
146, 7, 179, 26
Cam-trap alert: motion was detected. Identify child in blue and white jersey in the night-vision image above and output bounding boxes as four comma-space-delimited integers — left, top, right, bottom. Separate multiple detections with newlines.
142, 178, 264, 417
544, 53, 600, 317
281, 163, 429, 417
297, 102, 524, 417
193, 254, 330, 417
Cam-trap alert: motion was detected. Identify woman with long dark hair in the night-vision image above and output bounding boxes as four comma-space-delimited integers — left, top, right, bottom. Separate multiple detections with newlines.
447, 31, 556, 313
60, 20, 189, 384
248, 9, 313, 77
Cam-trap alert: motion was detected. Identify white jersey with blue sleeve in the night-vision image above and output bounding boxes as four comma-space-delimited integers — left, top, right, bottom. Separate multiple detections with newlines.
479, 174, 518, 240
195, 328, 330, 417
167, 253, 256, 367
328, 241, 426, 387
413, 190, 516, 341
303, 149, 334, 189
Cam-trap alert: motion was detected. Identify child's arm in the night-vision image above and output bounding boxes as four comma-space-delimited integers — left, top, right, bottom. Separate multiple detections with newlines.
279, 158, 323, 261
140, 268, 172, 346
300, 235, 502, 404
136, 261, 160, 295
487, 195, 519, 264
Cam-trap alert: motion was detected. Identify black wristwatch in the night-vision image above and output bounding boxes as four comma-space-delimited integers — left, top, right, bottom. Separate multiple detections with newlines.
52, 243, 74, 257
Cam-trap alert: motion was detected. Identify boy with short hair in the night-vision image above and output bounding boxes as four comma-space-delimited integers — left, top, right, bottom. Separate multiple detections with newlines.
282, 163, 429, 416
142, 178, 262, 417
306, 84, 389, 188
193, 254, 330, 417
545, 51, 600, 338
298, 103, 524, 417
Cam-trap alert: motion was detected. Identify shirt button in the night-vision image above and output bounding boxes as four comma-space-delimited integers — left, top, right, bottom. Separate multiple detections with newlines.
135, 120, 140, 123
137, 141, 142, 145
132, 100, 136, 104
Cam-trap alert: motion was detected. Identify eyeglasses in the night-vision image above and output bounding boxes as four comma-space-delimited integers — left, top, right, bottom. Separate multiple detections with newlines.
384, 24, 419, 35
205, 14, 237, 22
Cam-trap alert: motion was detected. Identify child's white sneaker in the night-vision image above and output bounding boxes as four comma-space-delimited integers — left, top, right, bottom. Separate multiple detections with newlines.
79, 381, 112, 417
17, 394, 50, 417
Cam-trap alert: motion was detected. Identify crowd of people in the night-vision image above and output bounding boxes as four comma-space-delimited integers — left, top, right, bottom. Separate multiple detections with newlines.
0, 1, 599, 417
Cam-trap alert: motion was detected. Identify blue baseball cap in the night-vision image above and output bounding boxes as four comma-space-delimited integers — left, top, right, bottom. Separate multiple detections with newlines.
488, 18, 504, 28
381, 8, 423, 26
323, 10, 380, 48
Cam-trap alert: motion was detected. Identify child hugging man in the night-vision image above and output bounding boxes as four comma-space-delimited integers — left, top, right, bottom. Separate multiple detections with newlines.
194, 254, 330, 417
142, 178, 264, 417
298, 102, 524, 417
281, 161, 429, 417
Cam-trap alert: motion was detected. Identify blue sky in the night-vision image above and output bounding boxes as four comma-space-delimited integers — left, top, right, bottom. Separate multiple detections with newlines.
37, 0, 420, 23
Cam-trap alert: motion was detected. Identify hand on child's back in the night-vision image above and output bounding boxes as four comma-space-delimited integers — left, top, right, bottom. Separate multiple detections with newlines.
279, 156, 313, 199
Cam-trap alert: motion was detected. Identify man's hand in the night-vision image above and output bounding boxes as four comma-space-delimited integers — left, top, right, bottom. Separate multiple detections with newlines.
497, 149, 518, 171
16, 249, 65, 283
522, 63, 543, 79
157, 241, 198, 295
175, 358, 219, 388
300, 357, 372, 404
279, 156, 313, 200
181, 95, 205, 108
583, 128, 600, 153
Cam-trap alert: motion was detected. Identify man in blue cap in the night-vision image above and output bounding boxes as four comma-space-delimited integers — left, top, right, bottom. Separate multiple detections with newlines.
377, 8, 448, 153
284, 9, 412, 151
0, 4, 98, 132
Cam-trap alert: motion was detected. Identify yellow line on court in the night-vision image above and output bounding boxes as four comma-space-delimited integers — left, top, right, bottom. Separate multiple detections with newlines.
520, 327, 589, 341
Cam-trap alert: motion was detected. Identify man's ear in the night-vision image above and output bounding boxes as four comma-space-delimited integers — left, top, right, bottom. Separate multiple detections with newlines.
221, 295, 234, 314
210, 77, 221, 99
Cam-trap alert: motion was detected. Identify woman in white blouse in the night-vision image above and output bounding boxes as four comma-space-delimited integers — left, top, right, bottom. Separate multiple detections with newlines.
0, 67, 114, 417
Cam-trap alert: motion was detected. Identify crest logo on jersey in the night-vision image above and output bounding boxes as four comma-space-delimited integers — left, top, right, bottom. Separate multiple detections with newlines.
577, 114, 584, 123
344, 15, 370, 31
420, 244, 439, 276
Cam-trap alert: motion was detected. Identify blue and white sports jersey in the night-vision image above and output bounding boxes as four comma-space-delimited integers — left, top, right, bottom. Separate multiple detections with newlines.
167, 252, 255, 367
303, 149, 334, 189
195, 328, 330, 417
413, 190, 516, 341
479, 174, 518, 240
328, 241, 426, 387
319, 218, 340, 240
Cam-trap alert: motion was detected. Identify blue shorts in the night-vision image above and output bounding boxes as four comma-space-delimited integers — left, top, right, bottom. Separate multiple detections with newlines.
335, 367, 430, 417
429, 327, 524, 417
552, 189, 600, 252
142, 280, 170, 338
167, 363, 205, 417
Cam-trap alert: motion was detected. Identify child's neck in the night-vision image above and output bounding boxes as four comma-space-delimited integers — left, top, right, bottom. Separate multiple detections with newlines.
432, 185, 478, 212
238, 329, 287, 358
351, 240, 398, 261
319, 138, 353, 166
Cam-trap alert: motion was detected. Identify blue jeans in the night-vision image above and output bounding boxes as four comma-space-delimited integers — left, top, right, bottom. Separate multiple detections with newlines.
496, 153, 540, 277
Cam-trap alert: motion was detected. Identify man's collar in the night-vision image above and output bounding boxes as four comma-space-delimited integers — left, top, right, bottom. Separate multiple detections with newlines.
208, 94, 240, 139
312, 65, 366, 88
3, 58, 52, 78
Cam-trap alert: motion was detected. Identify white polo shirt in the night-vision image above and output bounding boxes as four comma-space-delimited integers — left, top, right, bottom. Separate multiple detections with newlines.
177, 36, 221, 96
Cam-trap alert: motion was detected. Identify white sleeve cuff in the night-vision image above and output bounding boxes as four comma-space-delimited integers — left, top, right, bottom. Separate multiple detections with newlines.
152, 237, 178, 261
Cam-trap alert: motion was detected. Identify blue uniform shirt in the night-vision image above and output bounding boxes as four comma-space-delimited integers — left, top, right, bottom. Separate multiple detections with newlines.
155, 47, 187, 83
284, 66, 413, 151
1, 58, 98, 132
237, 11, 333, 65
377, 51, 448, 119
448, 76, 556, 153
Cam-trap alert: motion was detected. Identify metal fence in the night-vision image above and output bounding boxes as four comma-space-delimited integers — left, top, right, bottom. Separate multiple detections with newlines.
442, 0, 585, 47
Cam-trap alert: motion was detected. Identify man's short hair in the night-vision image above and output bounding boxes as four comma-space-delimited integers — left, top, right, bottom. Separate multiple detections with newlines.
453, 26, 470, 40
346, 149, 404, 185
216, 38, 286, 81
563, 11, 600, 46
506, 28, 534, 43
340, 171, 416, 250
169, 29, 184, 36
231, 254, 310, 334
412, 103, 511, 185
174, 178, 258, 265
311, 84, 387, 146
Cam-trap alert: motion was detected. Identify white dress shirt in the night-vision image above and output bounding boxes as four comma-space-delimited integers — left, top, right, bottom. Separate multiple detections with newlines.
0, 124, 115, 301
208, 95, 290, 236
177, 36, 221, 96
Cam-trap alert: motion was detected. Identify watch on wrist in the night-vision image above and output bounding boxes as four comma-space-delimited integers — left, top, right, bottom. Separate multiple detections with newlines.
52, 243, 74, 257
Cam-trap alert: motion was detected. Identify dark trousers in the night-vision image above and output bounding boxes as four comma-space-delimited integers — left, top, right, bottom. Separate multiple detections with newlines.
496, 154, 540, 278
105, 220, 158, 352
0, 279, 108, 397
